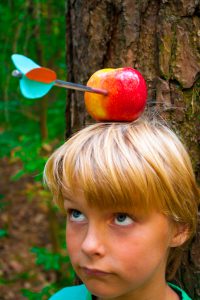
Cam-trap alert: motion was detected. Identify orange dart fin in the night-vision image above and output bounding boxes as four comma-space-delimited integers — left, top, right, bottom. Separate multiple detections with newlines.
26, 67, 57, 84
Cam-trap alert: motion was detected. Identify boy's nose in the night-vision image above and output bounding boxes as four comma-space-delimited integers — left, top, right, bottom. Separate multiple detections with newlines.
81, 224, 106, 257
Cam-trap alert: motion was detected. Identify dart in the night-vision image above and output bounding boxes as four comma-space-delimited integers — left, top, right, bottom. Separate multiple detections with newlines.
11, 54, 108, 99
11, 54, 147, 122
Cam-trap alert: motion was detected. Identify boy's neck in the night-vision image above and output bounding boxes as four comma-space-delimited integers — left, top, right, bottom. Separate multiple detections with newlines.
93, 283, 180, 300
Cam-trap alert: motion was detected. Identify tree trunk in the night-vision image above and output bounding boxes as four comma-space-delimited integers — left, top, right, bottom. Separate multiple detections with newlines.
66, 0, 200, 298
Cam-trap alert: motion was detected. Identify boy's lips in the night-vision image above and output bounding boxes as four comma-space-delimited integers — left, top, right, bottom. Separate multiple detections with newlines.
81, 267, 111, 276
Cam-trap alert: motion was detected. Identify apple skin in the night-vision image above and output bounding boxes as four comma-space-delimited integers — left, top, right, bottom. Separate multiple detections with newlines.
84, 67, 147, 122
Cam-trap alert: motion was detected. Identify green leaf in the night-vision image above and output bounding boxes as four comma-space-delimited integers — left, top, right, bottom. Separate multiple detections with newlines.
31, 247, 69, 271
10, 169, 26, 181
21, 283, 57, 299
0, 229, 8, 238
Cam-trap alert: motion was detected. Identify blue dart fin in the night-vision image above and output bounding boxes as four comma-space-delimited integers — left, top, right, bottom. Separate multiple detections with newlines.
20, 76, 54, 99
11, 54, 54, 99
11, 54, 40, 74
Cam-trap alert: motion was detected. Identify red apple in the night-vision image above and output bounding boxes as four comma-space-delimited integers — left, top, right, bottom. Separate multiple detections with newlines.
84, 67, 147, 122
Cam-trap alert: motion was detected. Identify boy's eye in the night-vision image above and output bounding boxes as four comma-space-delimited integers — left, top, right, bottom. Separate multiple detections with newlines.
68, 209, 86, 222
114, 213, 134, 226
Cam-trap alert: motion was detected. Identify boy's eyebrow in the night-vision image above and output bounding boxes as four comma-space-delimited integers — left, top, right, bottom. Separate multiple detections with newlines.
63, 196, 75, 203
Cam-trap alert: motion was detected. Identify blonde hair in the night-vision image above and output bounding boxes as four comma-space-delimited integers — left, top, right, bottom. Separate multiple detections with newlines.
44, 118, 199, 278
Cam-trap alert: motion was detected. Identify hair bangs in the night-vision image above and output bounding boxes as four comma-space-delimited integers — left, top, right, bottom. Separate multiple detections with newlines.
58, 124, 167, 214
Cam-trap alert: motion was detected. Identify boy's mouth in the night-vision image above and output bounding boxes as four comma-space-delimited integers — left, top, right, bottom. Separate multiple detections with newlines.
81, 267, 111, 276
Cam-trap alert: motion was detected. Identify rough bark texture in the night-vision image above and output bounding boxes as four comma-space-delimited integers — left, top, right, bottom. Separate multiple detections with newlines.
66, 0, 200, 298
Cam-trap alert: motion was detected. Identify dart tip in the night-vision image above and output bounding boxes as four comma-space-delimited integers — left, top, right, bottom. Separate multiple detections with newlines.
90, 87, 108, 96
12, 70, 22, 78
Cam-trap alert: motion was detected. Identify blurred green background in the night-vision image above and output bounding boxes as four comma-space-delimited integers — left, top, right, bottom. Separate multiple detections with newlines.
0, 1, 74, 299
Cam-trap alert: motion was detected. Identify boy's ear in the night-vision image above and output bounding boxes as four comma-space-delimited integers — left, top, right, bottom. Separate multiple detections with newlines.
170, 223, 190, 247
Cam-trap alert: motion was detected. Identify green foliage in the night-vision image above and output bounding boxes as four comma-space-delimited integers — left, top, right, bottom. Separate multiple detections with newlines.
0, 96, 66, 180
0, 229, 8, 238
0, 0, 72, 297
22, 284, 56, 300
0, 194, 8, 211
31, 246, 70, 271
0, 0, 67, 179
0, 1, 66, 103
0, 271, 31, 285
0, 194, 9, 239
21, 247, 74, 299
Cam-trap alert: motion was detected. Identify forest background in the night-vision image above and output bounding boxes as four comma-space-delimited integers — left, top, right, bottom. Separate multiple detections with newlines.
0, 1, 73, 300
0, 1, 200, 300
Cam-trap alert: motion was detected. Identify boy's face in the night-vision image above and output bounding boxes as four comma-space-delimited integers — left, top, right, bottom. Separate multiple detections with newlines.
64, 190, 179, 300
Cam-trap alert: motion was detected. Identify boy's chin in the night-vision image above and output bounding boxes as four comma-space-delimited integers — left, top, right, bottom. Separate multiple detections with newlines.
83, 279, 129, 299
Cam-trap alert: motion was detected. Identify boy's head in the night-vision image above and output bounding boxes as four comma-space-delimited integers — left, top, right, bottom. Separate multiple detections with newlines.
44, 118, 199, 278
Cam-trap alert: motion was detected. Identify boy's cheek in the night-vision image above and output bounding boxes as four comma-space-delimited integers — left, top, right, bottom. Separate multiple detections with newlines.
66, 226, 81, 254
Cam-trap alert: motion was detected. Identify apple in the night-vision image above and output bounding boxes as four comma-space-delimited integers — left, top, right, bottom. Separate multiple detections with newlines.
84, 67, 147, 122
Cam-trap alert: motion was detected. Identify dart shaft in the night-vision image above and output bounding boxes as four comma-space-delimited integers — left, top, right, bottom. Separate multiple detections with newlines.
12, 70, 108, 96
54, 80, 107, 95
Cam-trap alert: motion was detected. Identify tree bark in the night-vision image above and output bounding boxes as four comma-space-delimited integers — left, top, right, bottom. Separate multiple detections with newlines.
66, 0, 200, 298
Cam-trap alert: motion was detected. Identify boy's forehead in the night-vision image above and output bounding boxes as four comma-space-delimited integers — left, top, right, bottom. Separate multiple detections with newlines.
62, 186, 153, 215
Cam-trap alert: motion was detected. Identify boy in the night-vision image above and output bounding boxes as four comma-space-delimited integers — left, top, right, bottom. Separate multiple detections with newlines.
44, 119, 199, 300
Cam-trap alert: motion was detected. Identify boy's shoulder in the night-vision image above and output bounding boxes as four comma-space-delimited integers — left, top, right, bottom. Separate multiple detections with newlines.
49, 284, 92, 300
169, 283, 192, 300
